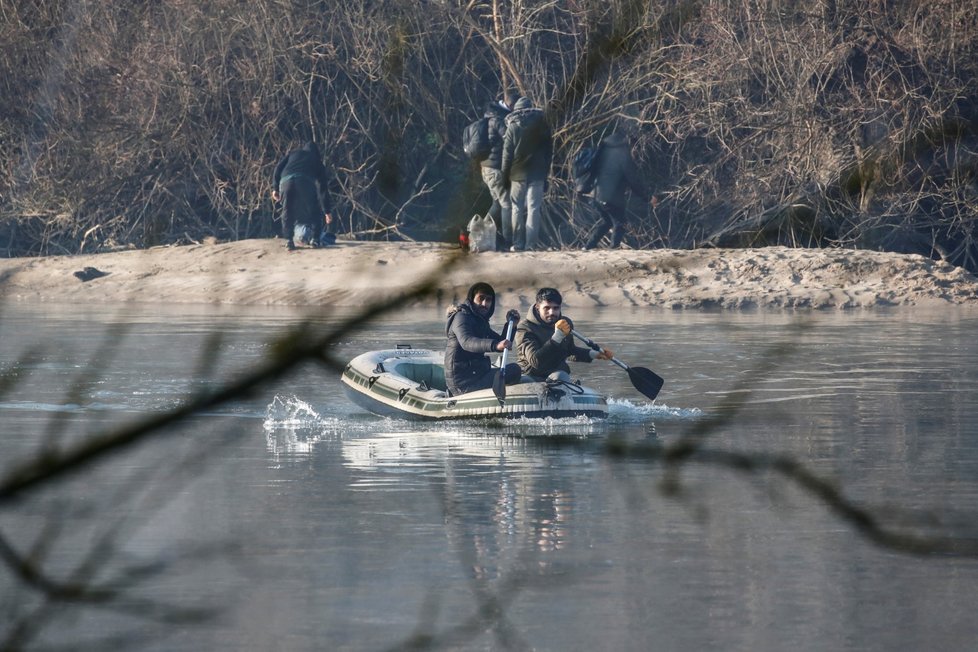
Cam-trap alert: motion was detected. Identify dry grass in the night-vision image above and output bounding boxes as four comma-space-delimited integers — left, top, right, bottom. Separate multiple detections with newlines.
1, 1, 977, 268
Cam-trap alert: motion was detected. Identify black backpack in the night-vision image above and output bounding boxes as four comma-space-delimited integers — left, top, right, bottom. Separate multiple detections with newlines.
462, 117, 491, 161
572, 145, 601, 194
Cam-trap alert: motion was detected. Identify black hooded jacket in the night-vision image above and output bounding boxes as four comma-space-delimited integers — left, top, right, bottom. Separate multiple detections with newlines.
273, 142, 333, 213
481, 101, 511, 170
444, 301, 504, 395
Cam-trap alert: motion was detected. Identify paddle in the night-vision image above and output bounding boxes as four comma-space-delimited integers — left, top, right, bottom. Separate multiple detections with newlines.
571, 329, 664, 401
492, 318, 517, 404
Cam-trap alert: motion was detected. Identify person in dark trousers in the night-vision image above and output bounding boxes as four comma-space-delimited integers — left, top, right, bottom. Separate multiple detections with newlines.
445, 282, 522, 396
480, 98, 513, 248
272, 141, 333, 250
515, 287, 613, 381
583, 130, 654, 250
501, 97, 553, 251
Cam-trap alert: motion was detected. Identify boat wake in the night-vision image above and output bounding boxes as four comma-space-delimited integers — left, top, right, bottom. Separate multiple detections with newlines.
263, 393, 704, 457
606, 398, 702, 422
265, 394, 699, 429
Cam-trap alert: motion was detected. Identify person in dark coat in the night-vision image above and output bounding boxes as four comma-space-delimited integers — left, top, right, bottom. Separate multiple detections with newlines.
583, 131, 653, 250
501, 97, 553, 251
445, 282, 522, 396
271, 141, 334, 250
515, 287, 613, 381
480, 98, 513, 248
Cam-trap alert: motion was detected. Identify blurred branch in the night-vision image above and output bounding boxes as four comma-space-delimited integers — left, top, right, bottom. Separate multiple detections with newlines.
0, 252, 463, 505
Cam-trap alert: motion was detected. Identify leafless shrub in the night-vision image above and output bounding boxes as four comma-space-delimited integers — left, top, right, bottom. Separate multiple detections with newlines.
1, 0, 977, 265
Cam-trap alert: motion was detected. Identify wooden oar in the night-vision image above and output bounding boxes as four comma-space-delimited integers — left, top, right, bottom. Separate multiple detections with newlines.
492, 318, 517, 404
571, 329, 664, 401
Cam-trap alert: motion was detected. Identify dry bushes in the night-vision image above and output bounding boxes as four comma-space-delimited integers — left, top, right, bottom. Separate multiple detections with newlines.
1, 1, 977, 270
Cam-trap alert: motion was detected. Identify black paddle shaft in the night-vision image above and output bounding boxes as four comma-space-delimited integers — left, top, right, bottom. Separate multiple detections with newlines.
571, 329, 664, 401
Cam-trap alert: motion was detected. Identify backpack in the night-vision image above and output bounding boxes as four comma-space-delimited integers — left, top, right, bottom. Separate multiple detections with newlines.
572, 145, 601, 194
462, 117, 491, 161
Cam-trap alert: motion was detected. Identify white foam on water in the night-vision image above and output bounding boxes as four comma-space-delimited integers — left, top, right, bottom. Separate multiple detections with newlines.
606, 397, 703, 422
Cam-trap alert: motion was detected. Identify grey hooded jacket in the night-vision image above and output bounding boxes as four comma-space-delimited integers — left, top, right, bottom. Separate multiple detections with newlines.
501, 98, 553, 183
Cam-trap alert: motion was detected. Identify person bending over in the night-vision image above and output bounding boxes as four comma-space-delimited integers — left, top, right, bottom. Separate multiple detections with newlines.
271, 141, 334, 250
445, 282, 522, 396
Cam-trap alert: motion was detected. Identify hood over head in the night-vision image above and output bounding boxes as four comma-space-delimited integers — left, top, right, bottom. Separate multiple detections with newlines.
467, 281, 495, 302
466, 281, 496, 319
603, 131, 628, 147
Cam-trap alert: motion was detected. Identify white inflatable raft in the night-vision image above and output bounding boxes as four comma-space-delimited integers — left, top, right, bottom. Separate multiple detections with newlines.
341, 346, 608, 420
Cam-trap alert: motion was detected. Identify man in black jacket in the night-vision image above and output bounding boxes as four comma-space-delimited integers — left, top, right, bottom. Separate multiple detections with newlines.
583, 130, 653, 250
501, 97, 553, 251
445, 282, 522, 396
272, 141, 334, 250
480, 98, 513, 248
515, 287, 613, 381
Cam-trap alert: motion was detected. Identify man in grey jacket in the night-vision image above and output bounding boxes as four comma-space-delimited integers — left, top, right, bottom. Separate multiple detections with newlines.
501, 97, 553, 251
583, 130, 653, 250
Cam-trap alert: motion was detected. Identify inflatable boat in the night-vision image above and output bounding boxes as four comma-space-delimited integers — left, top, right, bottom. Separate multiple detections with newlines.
341, 346, 608, 420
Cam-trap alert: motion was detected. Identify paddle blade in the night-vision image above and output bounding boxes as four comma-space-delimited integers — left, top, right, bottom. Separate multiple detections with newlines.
628, 366, 664, 401
492, 369, 506, 404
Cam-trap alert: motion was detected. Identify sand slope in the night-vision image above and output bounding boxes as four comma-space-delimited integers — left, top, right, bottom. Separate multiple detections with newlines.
1, 238, 976, 309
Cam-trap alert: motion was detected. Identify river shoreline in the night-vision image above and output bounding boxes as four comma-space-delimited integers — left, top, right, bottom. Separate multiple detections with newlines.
1, 238, 976, 310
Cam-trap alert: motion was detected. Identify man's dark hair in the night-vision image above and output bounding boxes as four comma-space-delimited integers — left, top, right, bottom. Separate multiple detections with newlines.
535, 287, 562, 305
504, 89, 520, 109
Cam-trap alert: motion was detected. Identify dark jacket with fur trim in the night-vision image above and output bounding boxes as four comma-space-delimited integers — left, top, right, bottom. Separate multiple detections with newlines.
445, 301, 504, 395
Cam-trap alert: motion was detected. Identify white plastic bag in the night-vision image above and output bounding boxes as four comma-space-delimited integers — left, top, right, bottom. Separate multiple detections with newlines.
467, 215, 497, 253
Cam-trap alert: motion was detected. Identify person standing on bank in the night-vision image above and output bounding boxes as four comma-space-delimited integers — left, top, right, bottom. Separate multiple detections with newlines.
445, 282, 522, 396
480, 97, 513, 249
271, 141, 334, 251
515, 287, 614, 382
501, 96, 553, 252
583, 130, 654, 250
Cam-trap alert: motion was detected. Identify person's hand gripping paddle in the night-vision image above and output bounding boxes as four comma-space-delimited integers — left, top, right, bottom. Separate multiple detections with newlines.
492, 317, 517, 404
572, 329, 664, 401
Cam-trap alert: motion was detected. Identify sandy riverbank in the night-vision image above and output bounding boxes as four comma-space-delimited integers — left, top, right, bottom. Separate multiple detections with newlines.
1, 238, 976, 310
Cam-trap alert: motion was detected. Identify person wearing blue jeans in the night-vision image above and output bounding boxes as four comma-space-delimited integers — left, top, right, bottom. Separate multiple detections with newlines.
501, 97, 552, 251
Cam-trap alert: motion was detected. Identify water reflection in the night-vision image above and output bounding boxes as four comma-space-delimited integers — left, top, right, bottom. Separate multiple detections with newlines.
6, 303, 978, 651
262, 392, 676, 589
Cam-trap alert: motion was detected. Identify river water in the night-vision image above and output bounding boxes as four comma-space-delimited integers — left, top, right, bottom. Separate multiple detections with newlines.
2, 302, 978, 651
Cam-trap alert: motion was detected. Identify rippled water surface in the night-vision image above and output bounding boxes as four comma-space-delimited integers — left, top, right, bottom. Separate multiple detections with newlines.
3, 302, 978, 651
